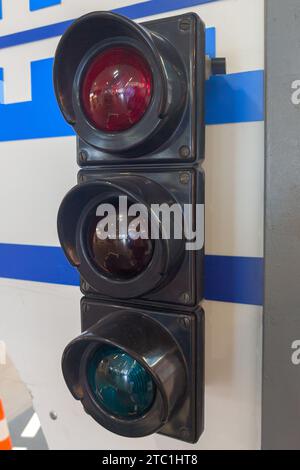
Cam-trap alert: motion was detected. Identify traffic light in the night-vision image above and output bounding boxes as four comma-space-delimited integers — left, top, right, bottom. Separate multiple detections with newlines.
63, 299, 204, 441
54, 11, 205, 164
54, 10, 225, 443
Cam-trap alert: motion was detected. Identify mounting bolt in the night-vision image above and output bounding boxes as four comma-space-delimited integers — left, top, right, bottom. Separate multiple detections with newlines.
179, 19, 191, 31
178, 316, 190, 330
180, 427, 190, 440
79, 150, 88, 163
180, 292, 191, 304
49, 411, 58, 421
179, 173, 190, 185
179, 145, 191, 159
81, 281, 88, 292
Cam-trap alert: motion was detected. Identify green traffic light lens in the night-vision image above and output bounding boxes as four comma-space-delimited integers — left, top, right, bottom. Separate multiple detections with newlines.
87, 345, 156, 419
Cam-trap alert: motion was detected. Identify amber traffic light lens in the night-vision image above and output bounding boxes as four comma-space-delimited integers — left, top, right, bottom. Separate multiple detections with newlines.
87, 201, 154, 280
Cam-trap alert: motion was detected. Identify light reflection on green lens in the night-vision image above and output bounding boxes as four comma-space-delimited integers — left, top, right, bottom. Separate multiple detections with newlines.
87, 345, 156, 419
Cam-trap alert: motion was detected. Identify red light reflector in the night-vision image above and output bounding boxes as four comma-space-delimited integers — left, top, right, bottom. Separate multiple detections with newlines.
81, 46, 153, 132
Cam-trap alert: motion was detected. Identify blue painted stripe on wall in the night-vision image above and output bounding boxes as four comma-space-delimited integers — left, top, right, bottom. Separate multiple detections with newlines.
205, 255, 264, 306
30, 0, 61, 11
0, 59, 72, 141
0, 1, 2, 20
0, 58, 263, 142
0, 244, 263, 306
0, 244, 79, 286
114, 0, 219, 20
0, 21, 72, 49
0, 1, 219, 47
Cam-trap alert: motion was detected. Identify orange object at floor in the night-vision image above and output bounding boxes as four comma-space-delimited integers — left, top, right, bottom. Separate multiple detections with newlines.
0, 399, 12, 450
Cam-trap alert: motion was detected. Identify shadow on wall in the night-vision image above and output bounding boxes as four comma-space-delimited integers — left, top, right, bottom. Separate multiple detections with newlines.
0, 349, 32, 421
0, 348, 48, 450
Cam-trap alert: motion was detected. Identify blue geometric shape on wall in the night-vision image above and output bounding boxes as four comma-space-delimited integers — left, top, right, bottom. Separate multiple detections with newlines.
0, 1, 2, 20
206, 70, 265, 124
30, 0, 61, 11
206, 27, 216, 57
205, 27, 216, 58
0, 58, 73, 141
205, 255, 264, 306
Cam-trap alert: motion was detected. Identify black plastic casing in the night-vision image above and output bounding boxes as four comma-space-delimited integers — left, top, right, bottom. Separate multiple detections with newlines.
55, 10, 206, 444
75, 13, 205, 165
76, 299, 205, 444
55, 11, 206, 308
74, 167, 204, 309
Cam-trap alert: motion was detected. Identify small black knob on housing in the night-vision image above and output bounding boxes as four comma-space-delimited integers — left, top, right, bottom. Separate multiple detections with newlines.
211, 57, 227, 75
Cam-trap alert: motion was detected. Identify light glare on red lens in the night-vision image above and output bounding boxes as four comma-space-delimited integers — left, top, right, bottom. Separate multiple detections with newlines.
81, 46, 153, 132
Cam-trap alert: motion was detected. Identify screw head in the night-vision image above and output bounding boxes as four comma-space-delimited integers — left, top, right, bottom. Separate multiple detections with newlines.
180, 292, 191, 304
180, 427, 190, 439
179, 173, 190, 185
81, 281, 89, 292
178, 316, 190, 330
179, 145, 191, 159
79, 150, 88, 163
179, 19, 191, 31
49, 411, 58, 421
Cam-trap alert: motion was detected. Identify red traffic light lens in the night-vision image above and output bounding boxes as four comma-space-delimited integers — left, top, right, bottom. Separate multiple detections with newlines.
81, 46, 153, 132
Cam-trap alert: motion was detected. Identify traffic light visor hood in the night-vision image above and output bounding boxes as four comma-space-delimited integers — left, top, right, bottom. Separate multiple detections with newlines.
57, 178, 185, 299
53, 11, 188, 154
62, 311, 187, 438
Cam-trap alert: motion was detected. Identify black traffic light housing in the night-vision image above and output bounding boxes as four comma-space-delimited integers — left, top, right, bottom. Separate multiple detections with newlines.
54, 11, 205, 164
62, 299, 204, 443
58, 167, 204, 307
53, 9, 224, 444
